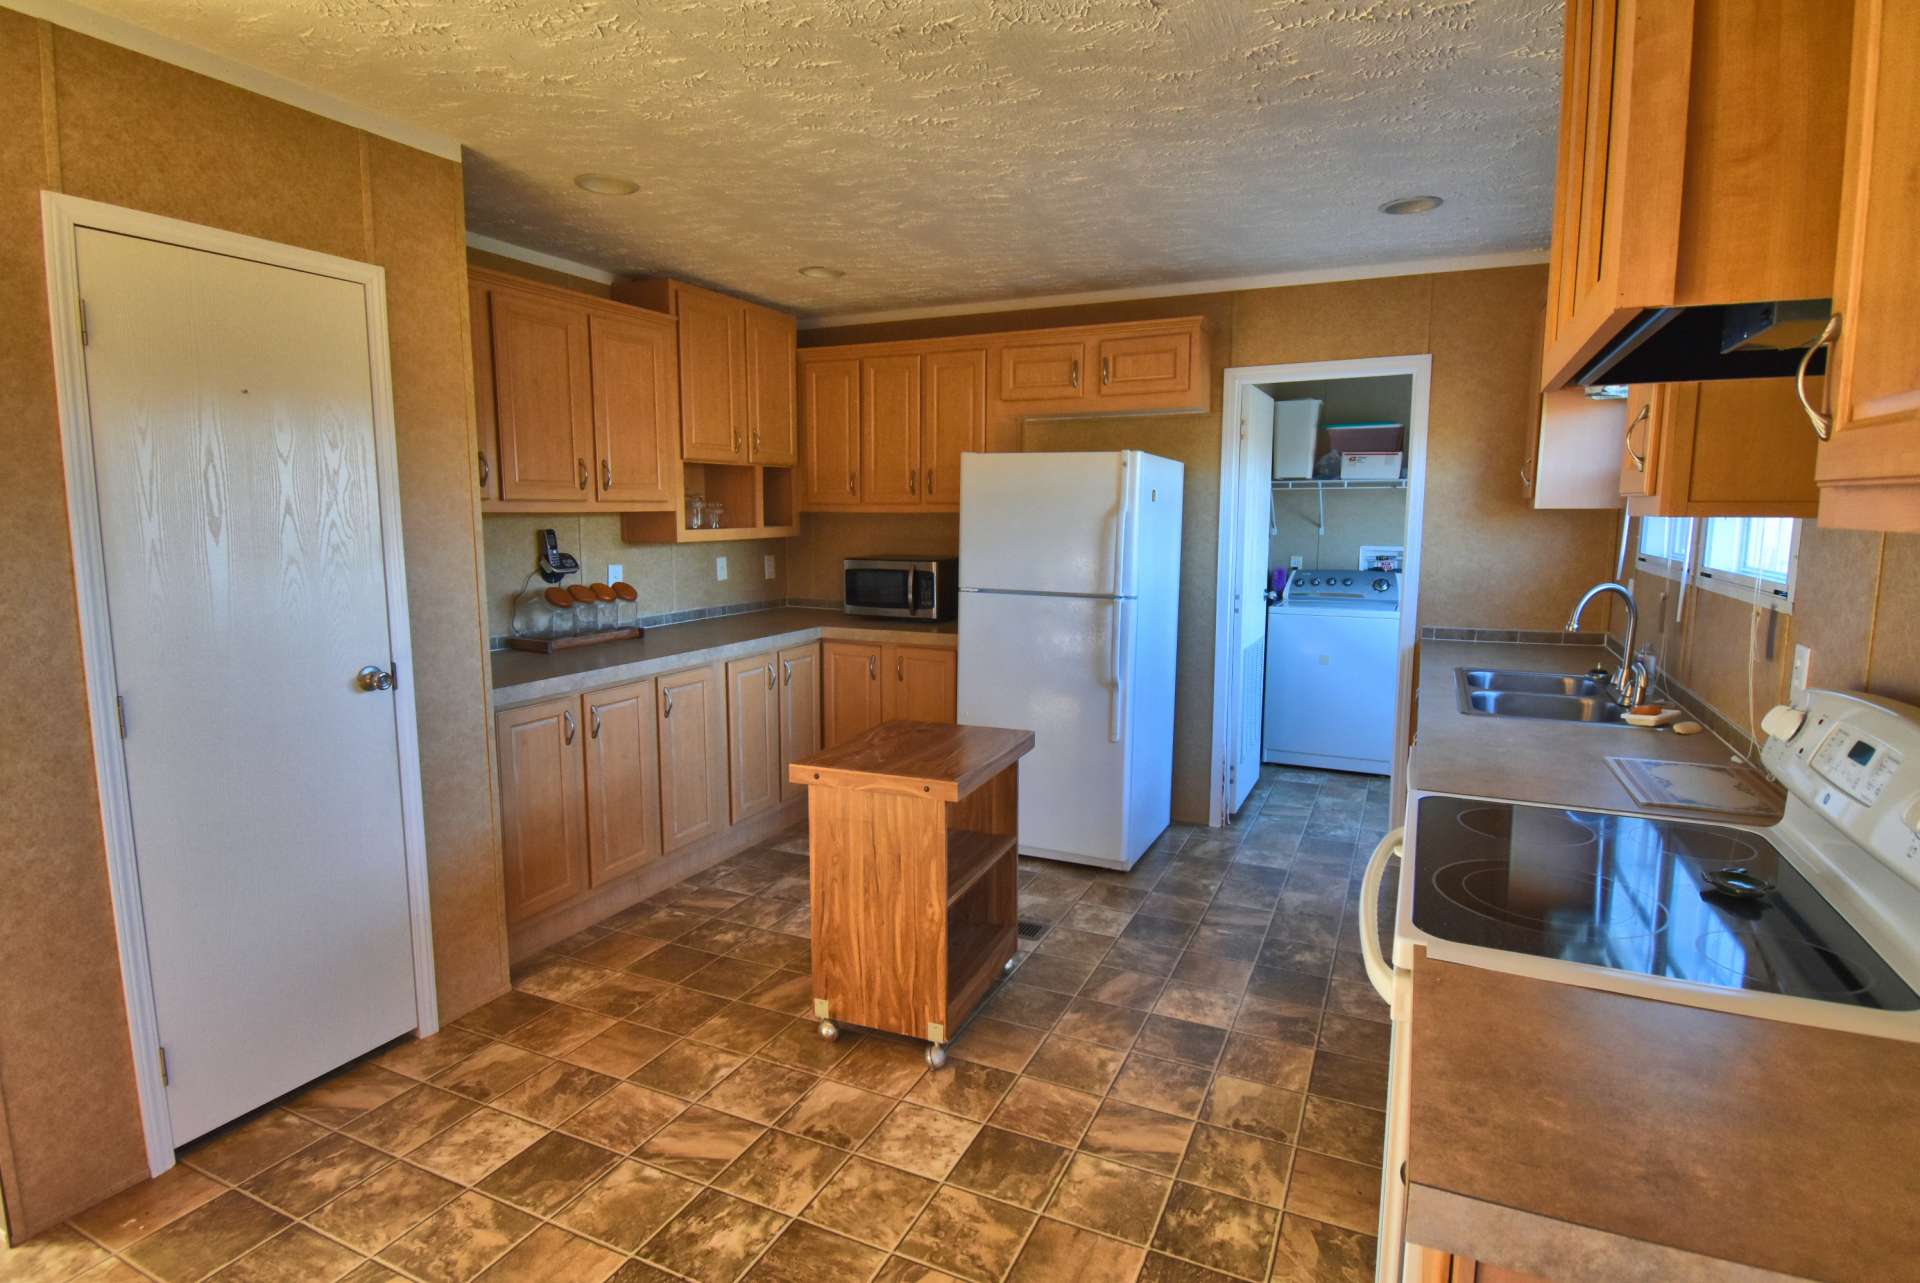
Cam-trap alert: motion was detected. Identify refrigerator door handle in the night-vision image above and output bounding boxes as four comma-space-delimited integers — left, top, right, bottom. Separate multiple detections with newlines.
1106, 599, 1124, 743
1106, 456, 1133, 597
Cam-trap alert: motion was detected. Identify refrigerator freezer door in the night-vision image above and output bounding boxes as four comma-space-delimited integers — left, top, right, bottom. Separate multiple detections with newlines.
959, 452, 1134, 597
958, 589, 1130, 865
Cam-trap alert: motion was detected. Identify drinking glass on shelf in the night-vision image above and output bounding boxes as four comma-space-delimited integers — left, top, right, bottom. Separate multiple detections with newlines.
707, 503, 725, 529
687, 495, 705, 530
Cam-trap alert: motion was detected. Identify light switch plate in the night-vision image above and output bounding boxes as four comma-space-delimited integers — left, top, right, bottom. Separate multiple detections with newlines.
715, 556, 728, 581
607, 562, 623, 584
1792, 644, 1812, 704
764, 554, 776, 580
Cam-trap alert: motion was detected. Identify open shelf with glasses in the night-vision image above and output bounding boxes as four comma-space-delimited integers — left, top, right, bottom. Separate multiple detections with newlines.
620, 463, 799, 543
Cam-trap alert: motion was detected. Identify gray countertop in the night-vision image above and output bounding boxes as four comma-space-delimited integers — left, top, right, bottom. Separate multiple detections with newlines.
1407, 639, 1782, 825
489, 607, 956, 708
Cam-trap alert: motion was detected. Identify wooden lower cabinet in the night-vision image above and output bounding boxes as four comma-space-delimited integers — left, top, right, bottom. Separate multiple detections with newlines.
823, 641, 886, 749
886, 645, 958, 723
658, 663, 729, 853
779, 644, 821, 803
726, 651, 782, 824
582, 679, 661, 884
495, 697, 589, 924
824, 640, 958, 748
1419, 1250, 1550, 1283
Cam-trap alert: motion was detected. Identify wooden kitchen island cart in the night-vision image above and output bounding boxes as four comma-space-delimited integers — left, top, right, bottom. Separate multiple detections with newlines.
788, 720, 1034, 1067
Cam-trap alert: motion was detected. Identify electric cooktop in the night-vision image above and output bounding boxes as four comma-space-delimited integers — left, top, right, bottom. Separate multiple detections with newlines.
1410, 794, 1920, 1010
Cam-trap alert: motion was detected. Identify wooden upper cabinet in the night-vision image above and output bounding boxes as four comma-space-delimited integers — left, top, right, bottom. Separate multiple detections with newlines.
1096, 330, 1192, 399
495, 697, 589, 924
861, 355, 923, 505
923, 349, 987, 508
1540, 0, 1853, 390
490, 289, 595, 501
1529, 389, 1630, 509
746, 305, 798, 465
800, 357, 862, 507
884, 644, 957, 724
823, 641, 884, 749
1630, 378, 1822, 517
470, 280, 500, 500
582, 680, 661, 885
658, 663, 729, 854
671, 283, 749, 464
999, 339, 1088, 402
1814, 0, 1920, 531
589, 311, 679, 505
726, 652, 782, 824
1617, 382, 1660, 499
779, 643, 821, 803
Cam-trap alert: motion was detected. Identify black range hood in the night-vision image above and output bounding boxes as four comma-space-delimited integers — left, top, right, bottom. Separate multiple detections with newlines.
1573, 298, 1831, 387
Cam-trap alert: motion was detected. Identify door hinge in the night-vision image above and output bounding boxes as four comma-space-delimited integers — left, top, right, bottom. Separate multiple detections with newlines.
79, 299, 90, 347
116, 694, 127, 738
158, 1046, 169, 1085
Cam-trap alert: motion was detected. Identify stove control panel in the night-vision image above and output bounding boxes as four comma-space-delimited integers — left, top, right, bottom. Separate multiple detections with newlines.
1764, 689, 1920, 891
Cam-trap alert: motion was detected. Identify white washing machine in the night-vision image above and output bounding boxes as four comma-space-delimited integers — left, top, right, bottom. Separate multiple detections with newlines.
1264, 568, 1400, 775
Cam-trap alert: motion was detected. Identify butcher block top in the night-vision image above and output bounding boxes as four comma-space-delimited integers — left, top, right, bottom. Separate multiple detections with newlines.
789, 721, 1035, 801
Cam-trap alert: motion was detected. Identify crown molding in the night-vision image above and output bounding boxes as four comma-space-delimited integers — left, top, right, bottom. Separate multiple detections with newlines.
463, 232, 618, 285
9, 0, 462, 161
797, 249, 1549, 329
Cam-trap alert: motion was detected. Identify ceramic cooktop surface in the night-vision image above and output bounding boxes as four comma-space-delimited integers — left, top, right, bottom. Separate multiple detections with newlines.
1411, 795, 1919, 1010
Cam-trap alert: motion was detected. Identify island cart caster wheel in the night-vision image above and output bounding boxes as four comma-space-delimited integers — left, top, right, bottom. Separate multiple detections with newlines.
818, 1020, 839, 1042
926, 1043, 948, 1070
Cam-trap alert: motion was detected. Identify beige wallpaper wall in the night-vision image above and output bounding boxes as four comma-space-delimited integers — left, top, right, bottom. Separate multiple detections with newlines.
1619, 520, 1920, 746
1269, 489, 1409, 573
482, 516, 789, 639
784, 513, 963, 603
0, 15, 504, 1237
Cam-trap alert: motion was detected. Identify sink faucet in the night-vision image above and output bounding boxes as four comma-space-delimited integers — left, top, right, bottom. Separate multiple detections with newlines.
1565, 582, 1646, 705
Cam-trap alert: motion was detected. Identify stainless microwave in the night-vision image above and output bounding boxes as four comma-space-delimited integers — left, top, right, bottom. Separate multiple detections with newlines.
843, 558, 957, 620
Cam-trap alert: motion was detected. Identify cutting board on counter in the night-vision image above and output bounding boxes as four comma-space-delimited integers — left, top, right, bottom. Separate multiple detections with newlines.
1606, 756, 1782, 817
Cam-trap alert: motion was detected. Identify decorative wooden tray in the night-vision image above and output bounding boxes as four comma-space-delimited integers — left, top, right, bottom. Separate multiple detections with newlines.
504, 626, 642, 654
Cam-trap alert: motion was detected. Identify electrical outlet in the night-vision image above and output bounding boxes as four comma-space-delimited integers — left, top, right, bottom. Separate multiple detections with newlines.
764, 554, 776, 580
1792, 644, 1812, 704
715, 556, 728, 582
606, 562, 623, 584
1289, 555, 1303, 570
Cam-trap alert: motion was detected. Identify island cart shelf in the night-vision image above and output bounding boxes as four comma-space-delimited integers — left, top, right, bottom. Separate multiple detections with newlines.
788, 719, 1034, 1067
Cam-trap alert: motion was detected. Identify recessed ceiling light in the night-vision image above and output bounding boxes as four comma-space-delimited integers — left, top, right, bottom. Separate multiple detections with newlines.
575, 173, 639, 196
797, 266, 844, 280
1379, 195, 1444, 215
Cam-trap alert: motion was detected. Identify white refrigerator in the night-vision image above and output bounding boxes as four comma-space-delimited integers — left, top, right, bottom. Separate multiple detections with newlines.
957, 451, 1183, 870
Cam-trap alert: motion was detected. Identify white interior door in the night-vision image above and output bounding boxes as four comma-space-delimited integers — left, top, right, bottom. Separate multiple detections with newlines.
75, 227, 422, 1144
1230, 386, 1275, 814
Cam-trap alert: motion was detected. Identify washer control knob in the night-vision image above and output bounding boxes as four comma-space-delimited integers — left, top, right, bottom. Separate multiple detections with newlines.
1371, 577, 1390, 592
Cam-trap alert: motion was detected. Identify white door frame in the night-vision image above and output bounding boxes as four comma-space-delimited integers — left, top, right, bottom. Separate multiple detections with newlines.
40, 192, 440, 1176
1209, 354, 1432, 826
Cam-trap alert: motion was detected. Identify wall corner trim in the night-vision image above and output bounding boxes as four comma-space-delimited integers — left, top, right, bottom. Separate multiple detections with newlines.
6, 0, 463, 161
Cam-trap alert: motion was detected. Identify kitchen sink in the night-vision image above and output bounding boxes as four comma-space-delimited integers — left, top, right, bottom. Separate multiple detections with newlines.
1455, 668, 1624, 724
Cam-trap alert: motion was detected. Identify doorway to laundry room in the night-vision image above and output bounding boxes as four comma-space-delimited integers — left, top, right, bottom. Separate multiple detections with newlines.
1210, 354, 1430, 826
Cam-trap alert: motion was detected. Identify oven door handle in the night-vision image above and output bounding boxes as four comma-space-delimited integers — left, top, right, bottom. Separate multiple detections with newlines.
1358, 826, 1405, 1006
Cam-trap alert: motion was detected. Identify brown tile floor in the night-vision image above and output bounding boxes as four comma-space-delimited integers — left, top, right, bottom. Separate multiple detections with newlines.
3, 766, 1393, 1283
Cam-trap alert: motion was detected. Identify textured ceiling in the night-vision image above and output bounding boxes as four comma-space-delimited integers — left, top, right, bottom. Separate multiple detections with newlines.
70, 0, 1566, 317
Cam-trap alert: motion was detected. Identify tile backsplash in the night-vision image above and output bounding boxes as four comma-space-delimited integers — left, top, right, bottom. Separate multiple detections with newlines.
483, 514, 787, 642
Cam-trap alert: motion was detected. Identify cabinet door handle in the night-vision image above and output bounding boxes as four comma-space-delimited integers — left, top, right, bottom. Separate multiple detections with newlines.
767, 663, 775, 691
926, 467, 934, 494
753, 429, 762, 452
848, 471, 857, 493
908, 470, 916, 495
1101, 356, 1111, 385
1625, 405, 1650, 472
1520, 459, 1533, 491
590, 707, 601, 739
1796, 313, 1840, 441
477, 452, 490, 488
733, 429, 743, 454
663, 690, 674, 719
602, 458, 613, 490
563, 710, 576, 745
896, 656, 904, 681
867, 655, 876, 680
783, 659, 793, 686
576, 458, 589, 490
1070, 358, 1080, 389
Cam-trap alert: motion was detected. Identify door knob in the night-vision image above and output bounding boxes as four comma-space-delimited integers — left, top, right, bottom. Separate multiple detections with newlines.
358, 666, 395, 692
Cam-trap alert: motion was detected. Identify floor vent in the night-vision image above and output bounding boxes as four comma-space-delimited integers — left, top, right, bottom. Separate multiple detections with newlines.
1016, 919, 1048, 941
